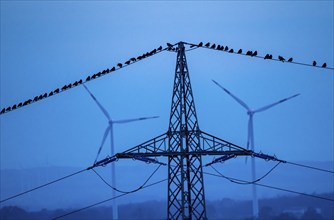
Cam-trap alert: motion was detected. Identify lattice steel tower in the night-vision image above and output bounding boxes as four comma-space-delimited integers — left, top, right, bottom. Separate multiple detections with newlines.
95, 41, 264, 219
167, 42, 206, 219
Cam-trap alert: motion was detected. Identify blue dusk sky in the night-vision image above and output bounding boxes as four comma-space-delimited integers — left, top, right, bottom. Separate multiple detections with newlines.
0, 0, 333, 210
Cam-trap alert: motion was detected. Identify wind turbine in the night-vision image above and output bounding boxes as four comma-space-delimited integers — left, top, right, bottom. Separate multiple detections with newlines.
83, 84, 159, 220
212, 79, 299, 218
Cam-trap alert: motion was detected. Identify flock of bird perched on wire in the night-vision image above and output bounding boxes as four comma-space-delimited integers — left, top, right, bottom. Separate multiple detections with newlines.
0, 41, 332, 115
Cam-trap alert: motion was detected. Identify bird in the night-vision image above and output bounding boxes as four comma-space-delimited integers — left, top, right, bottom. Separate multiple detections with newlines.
67, 83, 72, 88
198, 42, 203, 47
246, 51, 252, 56
288, 57, 293, 62
125, 60, 131, 65
269, 54, 273, 59
130, 57, 136, 62
117, 63, 122, 68
205, 42, 210, 47
18, 103, 23, 107
6, 107, 11, 112
229, 49, 234, 53
73, 81, 78, 86
167, 43, 173, 47
278, 55, 285, 62
237, 49, 242, 54
12, 104, 17, 110
38, 95, 43, 100
219, 45, 224, 50
224, 46, 229, 51
86, 76, 91, 81
157, 46, 163, 51
313, 61, 317, 66
78, 79, 83, 84
43, 93, 47, 98
137, 56, 142, 60
151, 49, 157, 54
210, 44, 216, 49
33, 96, 38, 101
322, 63, 327, 68
264, 54, 270, 59
251, 51, 257, 57
49, 91, 54, 96
1, 108, 5, 114
111, 67, 116, 71
61, 85, 67, 91
54, 88, 60, 93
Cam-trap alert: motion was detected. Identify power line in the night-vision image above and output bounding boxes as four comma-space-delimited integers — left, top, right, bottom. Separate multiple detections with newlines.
204, 171, 334, 202
0, 168, 88, 204
184, 42, 334, 70
209, 161, 282, 185
286, 161, 334, 174
91, 164, 162, 194
51, 177, 169, 220
0, 43, 175, 116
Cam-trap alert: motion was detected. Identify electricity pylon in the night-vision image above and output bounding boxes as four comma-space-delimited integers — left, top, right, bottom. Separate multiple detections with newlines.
91, 42, 283, 219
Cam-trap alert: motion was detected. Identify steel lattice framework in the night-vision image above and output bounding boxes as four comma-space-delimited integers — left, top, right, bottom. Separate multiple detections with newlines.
93, 42, 259, 219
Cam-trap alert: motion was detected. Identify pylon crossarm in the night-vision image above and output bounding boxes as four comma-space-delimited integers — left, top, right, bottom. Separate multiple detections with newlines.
252, 152, 286, 163
121, 132, 169, 154
199, 130, 250, 152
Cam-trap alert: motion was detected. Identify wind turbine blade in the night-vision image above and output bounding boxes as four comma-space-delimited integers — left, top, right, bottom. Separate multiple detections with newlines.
212, 79, 250, 111
113, 116, 159, 124
253, 93, 300, 113
83, 84, 111, 121
94, 125, 111, 164
245, 115, 252, 164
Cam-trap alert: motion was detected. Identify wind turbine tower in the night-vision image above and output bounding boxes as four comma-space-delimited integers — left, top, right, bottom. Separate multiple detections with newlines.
83, 84, 159, 220
212, 80, 299, 218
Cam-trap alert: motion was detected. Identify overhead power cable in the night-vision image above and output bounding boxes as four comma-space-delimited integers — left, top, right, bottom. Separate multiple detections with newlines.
204, 171, 334, 202
209, 161, 282, 185
286, 161, 334, 174
91, 164, 162, 194
51, 177, 169, 220
0, 43, 177, 116
184, 41, 334, 70
0, 168, 88, 204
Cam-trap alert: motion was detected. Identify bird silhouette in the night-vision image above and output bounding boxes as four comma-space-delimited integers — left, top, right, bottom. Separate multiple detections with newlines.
167, 43, 173, 47
125, 60, 131, 65
288, 57, 293, 62
157, 46, 163, 51
219, 45, 224, 50
43, 93, 47, 98
78, 79, 83, 84
198, 42, 203, 47
1, 108, 5, 114
49, 91, 54, 96
92, 74, 97, 79
117, 63, 123, 68
313, 61, 317, 66
12, 104, 17, 110
264, 54, 270, 59
322, 63, 327, 68
62, 85, 67, 91
224, 46, 229, 51
86, 76, 91, 81
73, 81, 78, 87
269, 54, 273, 59
18, 103, 23, 107
251, 51, 257, 57
229, 49, 234, 53
204, 42, 210, 47
217, 45, 221, 50
278, 56, 285, 62
6, 107, 11, 112
111, 67, 116, 71
210, 44, 216, 49
237, 49, 242, 54
67, 83, 72, 88
33, 96, 38, 101
130, 57, 136, 62
38, 95, 43, 100
54, 88, 60, 93
246, 51, 252, 56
